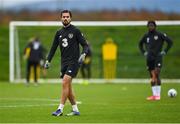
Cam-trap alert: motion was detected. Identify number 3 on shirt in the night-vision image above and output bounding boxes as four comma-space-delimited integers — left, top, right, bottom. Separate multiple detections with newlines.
62, 38, 68, 47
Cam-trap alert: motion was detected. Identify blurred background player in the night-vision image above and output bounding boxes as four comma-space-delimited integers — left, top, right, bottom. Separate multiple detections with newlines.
139, 21, 173, 100
44, 10, 89, 116
24, 37, 44, 85
80, 41, 92, 84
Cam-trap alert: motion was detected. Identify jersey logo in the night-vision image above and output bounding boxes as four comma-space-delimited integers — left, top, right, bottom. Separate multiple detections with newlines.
62, 38, 68, 47
154, 35, 158, 40
59, 35, 62, 38
68, 70, 72, 73
146, 37, 150, 43
68, 33, 73, 39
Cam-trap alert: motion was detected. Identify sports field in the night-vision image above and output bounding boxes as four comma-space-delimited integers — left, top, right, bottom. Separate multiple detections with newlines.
0, 82, 179, 123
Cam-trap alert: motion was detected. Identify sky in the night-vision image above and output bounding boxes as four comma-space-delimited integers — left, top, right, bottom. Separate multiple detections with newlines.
1, 0, 46, 7
1, 0, 180, 13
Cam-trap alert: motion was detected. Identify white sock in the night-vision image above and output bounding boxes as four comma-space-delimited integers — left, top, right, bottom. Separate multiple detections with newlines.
72, 104, 79, 112
57, 104, 64, 111
152, 86, 156, 96
156, 86, 161, 97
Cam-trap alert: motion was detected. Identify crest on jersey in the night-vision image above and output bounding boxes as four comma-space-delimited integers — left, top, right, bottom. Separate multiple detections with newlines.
146, 37, 150, 43
68, 33, 73, 39
154, 35, 158, 40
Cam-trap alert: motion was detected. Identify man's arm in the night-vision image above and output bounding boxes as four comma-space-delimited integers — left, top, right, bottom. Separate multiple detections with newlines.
161, 33, 173, 54
76, 28, 89, 64
76, 29, 89, 54
138, 35, 146, 56
46, 31, 59, 62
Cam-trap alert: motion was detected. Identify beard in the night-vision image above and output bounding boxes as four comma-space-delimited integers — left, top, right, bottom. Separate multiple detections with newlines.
62, 20, 70, 26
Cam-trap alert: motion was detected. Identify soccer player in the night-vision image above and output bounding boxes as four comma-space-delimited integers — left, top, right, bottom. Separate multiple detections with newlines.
139, 21, 173, 100
24, 37, 44, 84
44, 10, 89, 116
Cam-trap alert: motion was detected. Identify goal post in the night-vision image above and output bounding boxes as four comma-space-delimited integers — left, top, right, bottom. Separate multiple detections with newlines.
9, 21, 180, 83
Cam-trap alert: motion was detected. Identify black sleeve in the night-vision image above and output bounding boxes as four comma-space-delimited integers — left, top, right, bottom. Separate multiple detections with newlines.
47, 31, 59, 62
161, 33, 173, 53
138, 34, 146, 54
76, 29, 89, 54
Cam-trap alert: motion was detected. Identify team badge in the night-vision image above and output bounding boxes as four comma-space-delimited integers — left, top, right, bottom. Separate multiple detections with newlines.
68, 33, 73, 39
154, 35, 158, 40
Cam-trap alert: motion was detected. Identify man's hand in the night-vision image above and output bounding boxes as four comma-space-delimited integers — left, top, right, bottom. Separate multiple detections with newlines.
144, 51, 148, 57
160, 51, 166, 56
78, 53, 86, 65
44, 60, 50, 69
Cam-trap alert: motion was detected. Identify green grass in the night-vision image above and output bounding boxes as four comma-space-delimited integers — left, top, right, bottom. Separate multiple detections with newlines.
0, 82, 180, 123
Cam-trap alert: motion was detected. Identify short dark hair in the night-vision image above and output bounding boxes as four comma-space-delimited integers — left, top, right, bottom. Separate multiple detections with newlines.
147, 20, 156, 27
61, 10, 72, 17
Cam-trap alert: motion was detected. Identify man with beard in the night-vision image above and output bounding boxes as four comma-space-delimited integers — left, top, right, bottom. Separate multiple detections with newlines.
44, 10, 89, 116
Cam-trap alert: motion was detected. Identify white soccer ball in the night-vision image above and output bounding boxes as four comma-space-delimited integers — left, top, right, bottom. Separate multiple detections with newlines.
168, 89, 177, 98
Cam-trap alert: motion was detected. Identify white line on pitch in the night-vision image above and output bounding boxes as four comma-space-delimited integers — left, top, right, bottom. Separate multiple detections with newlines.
0, 103, 58, 108
0, 98, 59, 102
0, 97, 82, 108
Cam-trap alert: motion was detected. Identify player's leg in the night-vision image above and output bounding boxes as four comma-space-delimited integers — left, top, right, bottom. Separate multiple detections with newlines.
67, 81, 80, 116
52, 74, 70, 116
60, 74, 72, 104
66, 84, 80, 116
52, 66, 67, 116
26, 61, 31, 83
66, 64, 80, 116
154, 67, 161, 99
154, 56, 163, 99
68, 82, 76, 105
33, 62, 38, 83
146, 58, 157, 100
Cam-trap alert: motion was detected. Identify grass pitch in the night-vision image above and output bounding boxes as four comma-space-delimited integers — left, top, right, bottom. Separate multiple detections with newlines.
0, 82, 180, 123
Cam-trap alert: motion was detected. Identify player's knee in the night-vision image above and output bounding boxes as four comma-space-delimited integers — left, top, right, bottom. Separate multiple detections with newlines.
62, 79, 69, 87
150, 79, 156, 86
62, 75, 71, 87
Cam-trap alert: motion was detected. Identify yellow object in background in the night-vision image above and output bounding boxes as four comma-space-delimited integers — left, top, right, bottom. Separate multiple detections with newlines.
24, 47, 31, 59
30, 65, 40, 82
102, 38, 118, 79
102, 38, 117, 60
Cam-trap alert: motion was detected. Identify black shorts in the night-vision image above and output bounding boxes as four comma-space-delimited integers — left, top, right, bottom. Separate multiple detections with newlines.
60, 64, 79, 78
146, 55, 163, 71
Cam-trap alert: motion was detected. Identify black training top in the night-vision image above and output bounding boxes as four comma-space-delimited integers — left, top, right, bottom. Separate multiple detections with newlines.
139, 30, 173, 57
47, 24, 89, 65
